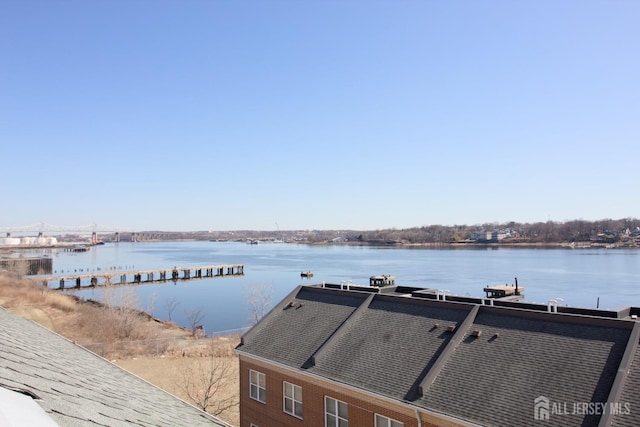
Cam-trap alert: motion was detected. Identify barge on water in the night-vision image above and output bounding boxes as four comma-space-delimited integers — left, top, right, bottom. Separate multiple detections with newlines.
370, 275, 395, 286
483, 278, 524, 301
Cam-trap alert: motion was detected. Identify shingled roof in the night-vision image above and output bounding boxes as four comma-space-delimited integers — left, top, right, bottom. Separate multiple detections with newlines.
308, 294, 473, 401
236, 284, 640, 427
419, 308, 632, 427
239, 286, 369, 368
0, 307, 230, 427
610, 333, 640, 427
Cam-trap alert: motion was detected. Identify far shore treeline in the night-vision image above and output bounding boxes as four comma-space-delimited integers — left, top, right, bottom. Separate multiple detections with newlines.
57, 218, 640, 248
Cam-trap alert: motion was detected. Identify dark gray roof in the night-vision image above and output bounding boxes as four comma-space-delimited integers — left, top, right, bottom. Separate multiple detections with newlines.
0, 307, 230, 427
309, 295, 472, 401
238, 286, 368, 367
611, 335, 640, 427
237, 285, 640, 427
420, 308, 631, 427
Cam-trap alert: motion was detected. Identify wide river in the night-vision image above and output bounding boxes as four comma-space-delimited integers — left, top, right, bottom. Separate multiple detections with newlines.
41, 241, 639, 336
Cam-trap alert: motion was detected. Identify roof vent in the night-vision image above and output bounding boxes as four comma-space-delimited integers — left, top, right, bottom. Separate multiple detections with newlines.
471, 329, 482, 338
632, 315, 638, 320
446, 325, 456, 333
493, 333, 500, 339
547, 298, 563, 313
430, 323, 440, 331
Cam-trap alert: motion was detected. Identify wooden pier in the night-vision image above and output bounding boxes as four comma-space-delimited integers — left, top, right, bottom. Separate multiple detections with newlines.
40, 264, 244, 290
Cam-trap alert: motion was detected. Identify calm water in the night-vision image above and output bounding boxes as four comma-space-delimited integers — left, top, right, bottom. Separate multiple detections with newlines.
40, 241, 640, 336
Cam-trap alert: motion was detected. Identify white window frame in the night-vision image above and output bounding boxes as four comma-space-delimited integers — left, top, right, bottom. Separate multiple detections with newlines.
283, 381, 303, 419
249, 369, 266, 403
375, 413, 404, 427
325, 396, 348, 427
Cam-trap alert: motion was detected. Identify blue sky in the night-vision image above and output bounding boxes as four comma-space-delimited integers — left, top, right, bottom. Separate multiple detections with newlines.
2, 1, 638, 231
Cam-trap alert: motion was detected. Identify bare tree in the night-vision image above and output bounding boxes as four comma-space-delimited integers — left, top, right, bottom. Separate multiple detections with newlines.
245, 283, 272, 325
95, 288, 146, 344
165, 296, 179, 322
183, 307, 206, 337
146, 292, 157, 315
177, 341, 238, 415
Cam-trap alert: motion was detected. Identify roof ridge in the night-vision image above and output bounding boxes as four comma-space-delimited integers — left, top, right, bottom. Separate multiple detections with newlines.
599, 321, 640, 427
418, 304, 480, 396
306, 293, 375, 368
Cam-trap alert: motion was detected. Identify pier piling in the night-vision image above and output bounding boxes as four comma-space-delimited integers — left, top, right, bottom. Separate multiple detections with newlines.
40, 264, 244, 290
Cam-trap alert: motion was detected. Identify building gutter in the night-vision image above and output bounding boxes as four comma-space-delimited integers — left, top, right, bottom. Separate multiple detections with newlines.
414, 408, 422, 427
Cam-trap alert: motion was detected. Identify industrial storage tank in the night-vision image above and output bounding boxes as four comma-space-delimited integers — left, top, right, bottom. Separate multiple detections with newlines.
45, 237, 58, 246
21, 237, 36, 245
0, 237, 21, 246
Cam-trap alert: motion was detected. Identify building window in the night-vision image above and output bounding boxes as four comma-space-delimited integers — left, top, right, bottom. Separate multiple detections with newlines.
325, 396, 348, 427
283, 381, 303, 419
375, 414, 403, 427
249, 369, 266, 403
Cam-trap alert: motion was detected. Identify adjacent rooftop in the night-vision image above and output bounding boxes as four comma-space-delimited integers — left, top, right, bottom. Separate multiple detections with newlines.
237, 282, 640, 427
0, 307, 231, 427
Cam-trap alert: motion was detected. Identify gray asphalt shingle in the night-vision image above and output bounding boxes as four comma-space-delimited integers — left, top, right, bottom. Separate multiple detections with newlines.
238, 286, 369, 368
309, 296, 472, 401
419, 308, 631, 427
0, 307, 230, 427
611, 336, 640, 427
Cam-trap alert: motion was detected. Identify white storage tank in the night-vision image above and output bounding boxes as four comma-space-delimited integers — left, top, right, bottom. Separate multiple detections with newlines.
21, 237, 36, 245
45, 237, 58, 246
0, 237, 21, 245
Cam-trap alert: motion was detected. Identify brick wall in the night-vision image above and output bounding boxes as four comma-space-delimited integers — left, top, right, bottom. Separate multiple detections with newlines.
239, 355, 462, 427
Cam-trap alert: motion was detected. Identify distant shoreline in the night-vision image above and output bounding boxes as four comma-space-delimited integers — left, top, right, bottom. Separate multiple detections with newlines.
2, 240, 637, 252
313, 241, 637, 249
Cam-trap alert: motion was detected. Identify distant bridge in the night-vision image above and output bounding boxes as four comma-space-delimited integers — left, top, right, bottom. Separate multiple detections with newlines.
0, 223, 139, 244
0, 223, 201, 244
0, 222, 130, 234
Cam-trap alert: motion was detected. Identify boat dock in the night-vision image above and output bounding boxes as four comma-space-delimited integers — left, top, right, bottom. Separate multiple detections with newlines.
40, 264, 244, 290
483, 284, 525, 301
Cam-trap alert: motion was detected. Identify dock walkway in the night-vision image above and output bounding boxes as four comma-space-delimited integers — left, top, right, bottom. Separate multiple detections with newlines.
40, 264, 244, 290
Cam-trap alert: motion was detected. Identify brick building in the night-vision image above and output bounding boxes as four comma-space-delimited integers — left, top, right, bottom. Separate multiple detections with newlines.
236, 283, 640, 427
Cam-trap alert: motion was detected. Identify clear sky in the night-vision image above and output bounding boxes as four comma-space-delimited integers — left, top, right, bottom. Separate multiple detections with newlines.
2, 1, 638, 231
